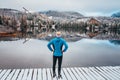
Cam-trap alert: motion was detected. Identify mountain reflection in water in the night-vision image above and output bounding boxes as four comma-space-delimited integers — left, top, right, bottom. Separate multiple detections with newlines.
0, 39, 120, 69
109, 40, 120, 45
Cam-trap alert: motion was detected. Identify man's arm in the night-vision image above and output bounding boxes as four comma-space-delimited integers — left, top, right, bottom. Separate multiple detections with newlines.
47, 40, 53, 51
62, 40, 68, 52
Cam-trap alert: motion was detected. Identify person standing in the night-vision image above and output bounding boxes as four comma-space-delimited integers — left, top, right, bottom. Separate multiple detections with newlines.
47, 31, 68, 78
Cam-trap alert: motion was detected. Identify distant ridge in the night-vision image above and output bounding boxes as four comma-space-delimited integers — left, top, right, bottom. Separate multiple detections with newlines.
111, 11, 120, 17
0, 8, 21, 13
40, 10, 84, 19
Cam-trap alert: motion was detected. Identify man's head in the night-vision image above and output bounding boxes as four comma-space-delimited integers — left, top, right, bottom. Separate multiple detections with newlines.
56, 31, 61, 37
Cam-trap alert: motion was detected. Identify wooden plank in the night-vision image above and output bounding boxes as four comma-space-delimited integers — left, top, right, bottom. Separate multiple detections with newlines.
95, 67, 114, 80
27, 69, 33, 80
43, 68, 47, 80
87, 67, 103, 80
88, 67, 105, 80
17, 69, 25, 80
116, 66, 120, 70
66, 68, 77, 80
1, 69, 11, 80
109, 66, 120, 75
62, 68, 72, 80
21, 69, 29, 80
102, 67, 120, 80
111, 66, 119, 70
78, 68, 92, 80
82, 68, 96, 80
108, 66, 120, 79
74, 68, 87, 80
107, 66, 120, 77
93, 67, 110, 80
95, 67, 112, 80
70, 68, 82, 80
6, 69, 16, 80
61, 68, 67, 80
37, 69, 42, 80
1, 66, 120, 80
50, 68, 57, 80
99, 67, 118, 80
46, 68, 52, 80
0, 70, 7, 79
111, 66, 120, 75
86, 67, 101, 80
11, 69, 20, 80
117, 66, 120, 70
114, 66, 120, 70
33, 69, 38, 80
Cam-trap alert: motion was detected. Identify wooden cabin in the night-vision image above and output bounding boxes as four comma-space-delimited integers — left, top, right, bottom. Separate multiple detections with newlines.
88, 18, 101, 26
87, 18, 102, 38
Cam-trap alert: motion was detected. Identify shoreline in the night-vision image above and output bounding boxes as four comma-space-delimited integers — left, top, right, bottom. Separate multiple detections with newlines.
0, 36, 120, 42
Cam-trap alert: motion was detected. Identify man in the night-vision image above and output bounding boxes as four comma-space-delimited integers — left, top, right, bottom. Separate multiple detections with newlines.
47, 31, 68, 78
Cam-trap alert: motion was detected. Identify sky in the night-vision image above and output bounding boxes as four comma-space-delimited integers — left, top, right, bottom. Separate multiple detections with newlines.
0, 0, 120, 16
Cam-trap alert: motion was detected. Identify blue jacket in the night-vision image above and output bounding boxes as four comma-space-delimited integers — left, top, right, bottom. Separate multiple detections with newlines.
47, 37, 68, 56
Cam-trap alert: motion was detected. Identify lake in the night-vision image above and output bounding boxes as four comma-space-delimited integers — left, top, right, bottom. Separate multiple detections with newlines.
0, 38, 120, 69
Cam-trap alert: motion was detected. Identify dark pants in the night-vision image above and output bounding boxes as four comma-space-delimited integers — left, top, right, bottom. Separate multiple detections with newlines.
53, 56, 63, 75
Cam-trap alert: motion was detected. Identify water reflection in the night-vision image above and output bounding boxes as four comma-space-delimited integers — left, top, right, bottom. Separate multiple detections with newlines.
109, 40, 120, 45
0, 39, 120, 69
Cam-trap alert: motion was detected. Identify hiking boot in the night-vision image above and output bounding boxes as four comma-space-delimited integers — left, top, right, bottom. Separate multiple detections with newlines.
58, 74, 62, 79
53, 73, 56, 78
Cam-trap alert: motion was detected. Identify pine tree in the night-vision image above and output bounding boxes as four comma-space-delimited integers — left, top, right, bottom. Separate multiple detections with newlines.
0, 16, 2, 25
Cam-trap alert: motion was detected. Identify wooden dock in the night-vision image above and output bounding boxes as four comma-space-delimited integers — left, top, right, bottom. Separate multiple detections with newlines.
0, 66, 120, 80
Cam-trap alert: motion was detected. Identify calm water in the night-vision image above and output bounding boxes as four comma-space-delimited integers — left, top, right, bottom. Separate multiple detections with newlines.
0, 39, 120, 69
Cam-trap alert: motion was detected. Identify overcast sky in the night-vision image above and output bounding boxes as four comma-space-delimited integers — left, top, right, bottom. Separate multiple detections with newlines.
0, 0, 120, 16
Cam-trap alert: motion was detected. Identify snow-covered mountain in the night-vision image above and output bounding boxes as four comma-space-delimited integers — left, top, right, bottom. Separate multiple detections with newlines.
40, 10, 84, 20
0, 8, 51, 22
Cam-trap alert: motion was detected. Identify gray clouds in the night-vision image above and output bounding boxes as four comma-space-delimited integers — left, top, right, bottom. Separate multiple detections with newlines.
0, 0, 120, 16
